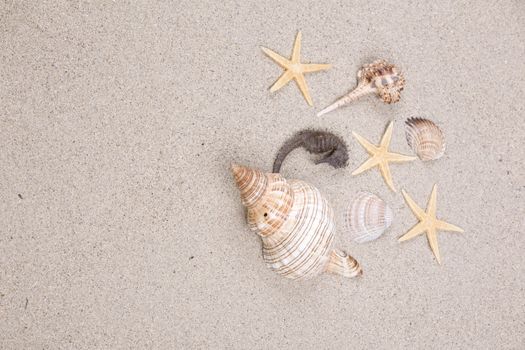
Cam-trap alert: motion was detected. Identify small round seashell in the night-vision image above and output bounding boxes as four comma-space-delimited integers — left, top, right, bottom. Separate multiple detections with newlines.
405, 117, 445, 161
343, 192, 393, 243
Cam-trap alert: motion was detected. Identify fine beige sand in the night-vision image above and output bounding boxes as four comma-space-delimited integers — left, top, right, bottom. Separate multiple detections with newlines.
1, 1, 524, 349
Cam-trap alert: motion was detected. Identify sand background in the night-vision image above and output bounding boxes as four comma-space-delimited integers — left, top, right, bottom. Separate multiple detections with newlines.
1, 1, 524, 349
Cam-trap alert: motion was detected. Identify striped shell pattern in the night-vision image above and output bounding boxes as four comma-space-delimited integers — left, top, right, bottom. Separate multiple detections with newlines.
405, 117, 445, 161
343, 192, 393, 243
232, 164, 362, 280
317, 59, 405, 116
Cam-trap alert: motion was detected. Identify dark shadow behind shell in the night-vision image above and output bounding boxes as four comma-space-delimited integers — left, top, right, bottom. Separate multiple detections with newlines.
272, 130, 348, 173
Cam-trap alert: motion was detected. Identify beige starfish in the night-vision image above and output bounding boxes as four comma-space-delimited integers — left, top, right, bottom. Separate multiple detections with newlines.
261, 31, 331, 106
399, 185, 464, 264
352, 121, 416, 192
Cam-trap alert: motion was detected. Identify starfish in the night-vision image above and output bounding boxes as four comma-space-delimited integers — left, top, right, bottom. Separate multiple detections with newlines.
261, 31, 331, 106
399, 184, 464, 264
352, 121, 416, 192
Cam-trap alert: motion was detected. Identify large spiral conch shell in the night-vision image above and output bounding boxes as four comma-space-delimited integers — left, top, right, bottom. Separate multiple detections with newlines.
405, 117, 445, 161
232, 164, 362, 280
317, 59, 405, 116
343, 192, 393, 243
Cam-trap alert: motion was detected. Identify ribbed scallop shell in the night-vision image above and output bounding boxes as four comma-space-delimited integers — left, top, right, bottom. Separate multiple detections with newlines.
232, 164, 362, 280
405, 117, 445, 161
343, 192, 393, 243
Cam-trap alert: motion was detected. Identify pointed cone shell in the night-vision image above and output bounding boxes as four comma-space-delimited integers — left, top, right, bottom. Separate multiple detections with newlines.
405, 117, 445, 161
231, 164, 268, 208
343, 192, 393, 243
232, 164, 294, 237
317, 83, 373, 117
317, 59, 404, 116
232, 164, 361, 280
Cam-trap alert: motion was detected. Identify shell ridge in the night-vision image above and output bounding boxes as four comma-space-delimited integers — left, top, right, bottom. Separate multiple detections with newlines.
405, 117, 445, 161
343, 191, 393, 243
233, 165, 360, 280
262, 180, 335, 279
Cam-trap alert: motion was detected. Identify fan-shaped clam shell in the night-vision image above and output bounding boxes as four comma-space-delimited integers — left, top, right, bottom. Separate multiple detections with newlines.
232, 164, 362, 280
343, 192, 393, 243
405, 117, 445, 161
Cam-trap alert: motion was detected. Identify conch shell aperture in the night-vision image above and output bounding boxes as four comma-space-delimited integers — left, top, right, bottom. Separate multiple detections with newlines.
232, 164, 362, 280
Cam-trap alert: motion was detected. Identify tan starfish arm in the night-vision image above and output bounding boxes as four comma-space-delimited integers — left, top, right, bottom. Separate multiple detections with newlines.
270, 70, 294, 92
398, 222, 426, 242
401, 189, 425, 219
386, 152, 417, 163
262, 33, 330, 107
294, 74, 313, 106
291, 31, 301, 63
352, 131, 378, 154
379, 162, 396, 192
399, 185, 462, 264
426, 228, 441, 264
351, 156, 379, 176
380, 121, 394, 148
426, 184, 438, 217
261, 47, 291, 68
301, 63, 332, 73
435, 219, 464, 233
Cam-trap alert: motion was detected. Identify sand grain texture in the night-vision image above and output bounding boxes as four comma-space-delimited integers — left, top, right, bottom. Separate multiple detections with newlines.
1, 1, 524, 349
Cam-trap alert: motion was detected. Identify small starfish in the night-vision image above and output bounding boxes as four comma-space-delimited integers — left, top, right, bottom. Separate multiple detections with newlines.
352, 121, 416, 192
399, 184, 464, 264
261, 31, 331, 106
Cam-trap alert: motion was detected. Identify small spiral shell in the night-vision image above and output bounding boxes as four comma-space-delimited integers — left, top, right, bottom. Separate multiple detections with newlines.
317, 59, 405, 116
231, 164, 268, 208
